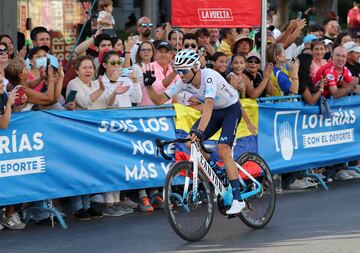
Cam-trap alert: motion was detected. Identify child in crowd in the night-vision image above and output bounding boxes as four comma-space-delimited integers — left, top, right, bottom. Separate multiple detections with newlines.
27, 46, 48, 92
97, 0, 115, 29
227, 54, 247, 98
211, 52, 228, 78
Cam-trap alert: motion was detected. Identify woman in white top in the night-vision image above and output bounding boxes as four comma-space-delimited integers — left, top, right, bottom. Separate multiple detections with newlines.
98, 49, 142, 215
66, 55, 129, 220
98, 50, 142, 108
66, 55, 127, 110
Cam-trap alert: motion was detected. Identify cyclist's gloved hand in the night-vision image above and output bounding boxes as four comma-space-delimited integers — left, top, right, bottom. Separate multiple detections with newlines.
143, 70, 156, 87
190, 129, 204, 140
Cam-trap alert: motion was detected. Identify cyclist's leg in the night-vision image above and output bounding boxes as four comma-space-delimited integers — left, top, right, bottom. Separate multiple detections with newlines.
218, 101, 242, 181
186, 114, 222, 160
217, 102, 245, 214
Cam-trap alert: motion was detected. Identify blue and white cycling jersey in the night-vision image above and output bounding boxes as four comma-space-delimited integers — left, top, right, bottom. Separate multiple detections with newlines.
165, 68, 239, 109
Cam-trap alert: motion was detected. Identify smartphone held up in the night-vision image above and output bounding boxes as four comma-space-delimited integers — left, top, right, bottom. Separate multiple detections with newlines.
66, 90, 77, 104
14, 86, 25, 106
120, 67, 133, 77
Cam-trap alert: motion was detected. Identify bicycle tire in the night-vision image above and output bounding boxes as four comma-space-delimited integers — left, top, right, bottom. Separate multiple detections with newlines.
237, 152, 276, 229
164, 161, 215, 242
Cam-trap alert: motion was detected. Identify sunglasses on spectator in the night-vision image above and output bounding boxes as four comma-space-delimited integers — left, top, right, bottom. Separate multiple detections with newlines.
108, 60, 122, 66
0, 48, 8, 55
140, 48, 152, 52
184, 44, 197, 49
247, 58, 260, 64
175, 69, 190, 75
140, 23, 153, 28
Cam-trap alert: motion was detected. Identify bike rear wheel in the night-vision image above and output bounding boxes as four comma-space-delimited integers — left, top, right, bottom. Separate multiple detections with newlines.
164, 161, 214, 242
237, 152, 276, 229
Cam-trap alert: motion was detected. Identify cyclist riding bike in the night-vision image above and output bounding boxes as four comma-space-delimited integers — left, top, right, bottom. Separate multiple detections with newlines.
143, 49, 245, 215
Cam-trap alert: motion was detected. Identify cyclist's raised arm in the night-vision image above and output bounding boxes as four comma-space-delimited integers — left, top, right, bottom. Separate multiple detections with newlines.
143, 64, 182, 105
142, 65, 166, 105
145, 86, 169, 105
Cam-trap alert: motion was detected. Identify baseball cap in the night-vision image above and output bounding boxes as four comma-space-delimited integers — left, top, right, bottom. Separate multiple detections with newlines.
28, 46, 49, 59
303, 34, 317, 45
323, 39, 334, 46
155, 40, 173, 51
246, 51, 261, 61
343, 41, 360, 53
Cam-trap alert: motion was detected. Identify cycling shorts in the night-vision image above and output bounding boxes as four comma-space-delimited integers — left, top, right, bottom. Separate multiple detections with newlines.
191, 101, 242, 146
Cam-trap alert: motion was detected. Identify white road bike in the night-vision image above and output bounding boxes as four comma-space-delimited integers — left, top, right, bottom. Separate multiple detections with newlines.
156, 138, 276, 242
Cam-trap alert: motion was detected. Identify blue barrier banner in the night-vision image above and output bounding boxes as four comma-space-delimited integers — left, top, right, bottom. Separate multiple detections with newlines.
258, 96, 360, 174
0, 107, 176, 206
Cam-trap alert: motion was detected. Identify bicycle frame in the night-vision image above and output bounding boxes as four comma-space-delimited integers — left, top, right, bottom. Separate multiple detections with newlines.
162, 137, 276, 242
186, 141, 263, 206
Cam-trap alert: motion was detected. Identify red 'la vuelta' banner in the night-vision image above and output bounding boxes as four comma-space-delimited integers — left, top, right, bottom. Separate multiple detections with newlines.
172, 0, 261, 28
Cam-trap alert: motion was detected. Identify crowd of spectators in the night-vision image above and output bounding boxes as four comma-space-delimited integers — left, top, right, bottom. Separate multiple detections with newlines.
0, 0, 359, 230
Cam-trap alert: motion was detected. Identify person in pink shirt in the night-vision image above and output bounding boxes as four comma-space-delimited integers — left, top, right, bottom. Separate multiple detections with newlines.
140, 40, 179, 106
137, 40, 179, 211
310, 40, 328, 79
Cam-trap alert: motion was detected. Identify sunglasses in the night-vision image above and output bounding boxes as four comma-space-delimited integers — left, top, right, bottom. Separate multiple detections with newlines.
247, 58, 260, 64
175, 69, 190, 75
184, 43, 197, 49
140, 23, 153, 28
108, 60, 122, 66
0, 48, 8, 55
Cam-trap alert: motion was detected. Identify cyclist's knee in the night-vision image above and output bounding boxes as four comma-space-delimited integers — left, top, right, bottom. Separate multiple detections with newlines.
218, 144, 232, 160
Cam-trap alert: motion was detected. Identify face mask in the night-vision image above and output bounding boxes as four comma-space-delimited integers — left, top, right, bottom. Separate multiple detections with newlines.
35, 57, 47, 69
142, 30, 151, 37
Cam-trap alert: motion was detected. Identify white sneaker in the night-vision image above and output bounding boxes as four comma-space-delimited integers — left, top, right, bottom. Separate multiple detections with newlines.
288, 179, 307, 190
288, 178, 317, 190
226, 200, 246, 215
345, 170, 360, 179
335, 170, 354, 180
0, 212, 26, 230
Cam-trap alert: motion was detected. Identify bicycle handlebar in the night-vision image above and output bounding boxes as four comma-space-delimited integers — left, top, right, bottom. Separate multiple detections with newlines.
155, 137, 212, 161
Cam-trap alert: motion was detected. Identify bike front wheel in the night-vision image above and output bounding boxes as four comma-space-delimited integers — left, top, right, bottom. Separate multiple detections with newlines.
237, 152, 276, 229
164, 161, 214, 242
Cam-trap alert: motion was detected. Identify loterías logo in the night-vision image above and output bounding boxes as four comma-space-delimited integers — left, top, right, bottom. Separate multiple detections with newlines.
0, 131, 46, 178
198, 8, 233, 21
274, 111, 300, 161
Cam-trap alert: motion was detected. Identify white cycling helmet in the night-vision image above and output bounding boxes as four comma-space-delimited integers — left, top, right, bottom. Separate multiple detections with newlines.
173, 49, 200, 69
